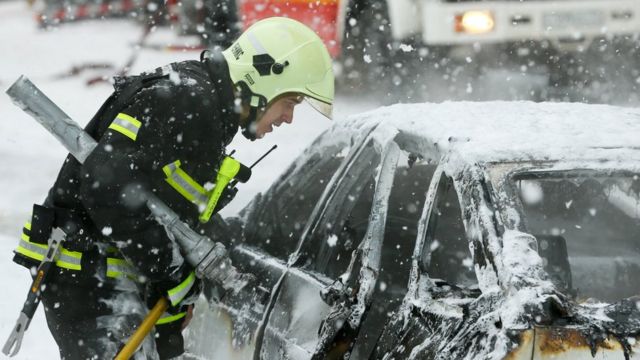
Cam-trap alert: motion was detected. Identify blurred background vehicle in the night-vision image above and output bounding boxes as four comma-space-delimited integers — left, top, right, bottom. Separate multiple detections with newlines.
382, 0, 640, 103
25, 0, 640, 104
235, 0, 640, 104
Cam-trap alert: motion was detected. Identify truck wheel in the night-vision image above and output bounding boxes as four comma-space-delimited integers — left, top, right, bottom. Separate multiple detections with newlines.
339, 0, 392, 97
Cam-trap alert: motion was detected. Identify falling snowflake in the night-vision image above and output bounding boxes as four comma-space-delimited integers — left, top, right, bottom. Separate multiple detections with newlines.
102, 226, 113, 236
327, 234, 338, 247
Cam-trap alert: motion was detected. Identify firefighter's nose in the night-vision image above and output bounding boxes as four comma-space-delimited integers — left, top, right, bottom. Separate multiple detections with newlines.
283, 109, 294, 124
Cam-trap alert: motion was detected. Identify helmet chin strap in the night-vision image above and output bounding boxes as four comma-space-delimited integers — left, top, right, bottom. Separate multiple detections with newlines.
241, 104, 259, 141
236, 82, 267, 141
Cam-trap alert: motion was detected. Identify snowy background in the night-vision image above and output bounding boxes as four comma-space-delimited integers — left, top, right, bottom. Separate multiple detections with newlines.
1, 0, 639, 358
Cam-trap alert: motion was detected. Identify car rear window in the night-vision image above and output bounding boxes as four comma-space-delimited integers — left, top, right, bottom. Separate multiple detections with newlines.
513, 170, 640, 303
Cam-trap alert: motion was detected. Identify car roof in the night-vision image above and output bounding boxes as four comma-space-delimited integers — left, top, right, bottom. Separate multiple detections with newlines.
341, 101, 640, 166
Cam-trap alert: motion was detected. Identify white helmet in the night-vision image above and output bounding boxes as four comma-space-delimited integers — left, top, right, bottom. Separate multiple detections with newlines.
223, 17, 334, 138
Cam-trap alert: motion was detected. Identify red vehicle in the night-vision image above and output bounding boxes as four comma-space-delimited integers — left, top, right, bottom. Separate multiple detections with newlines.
240, 0, 392, 93
239, 0, 341, 57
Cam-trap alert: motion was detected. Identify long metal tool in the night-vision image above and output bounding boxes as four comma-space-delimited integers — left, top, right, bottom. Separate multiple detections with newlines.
3, 228, 66, 357
6, 75, 249, 291
6, 76, 97, 162
5, 76, 252, 356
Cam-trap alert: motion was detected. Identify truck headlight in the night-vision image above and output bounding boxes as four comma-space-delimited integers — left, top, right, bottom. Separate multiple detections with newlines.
455, 11, 495, 34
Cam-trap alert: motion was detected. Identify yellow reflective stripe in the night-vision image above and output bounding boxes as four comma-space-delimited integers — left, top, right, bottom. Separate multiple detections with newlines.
156, 311, 186, 325
20, 234, 46, 248
17, 234, 136, 277
108, 123, 137, 141
162, 161, 208, 205
167, 271, 196, 306
15, 245, 45, 262
24, 222, 31, 231
106, 257, 138, 279
199, 156, 241, 223
108, 113, 141, 141
117, 113, 141, 127
16, 237, 82, 271
55, 259, 82, 271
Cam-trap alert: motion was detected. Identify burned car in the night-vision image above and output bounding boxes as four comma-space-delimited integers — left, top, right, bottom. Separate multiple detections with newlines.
185, 101, 640, 359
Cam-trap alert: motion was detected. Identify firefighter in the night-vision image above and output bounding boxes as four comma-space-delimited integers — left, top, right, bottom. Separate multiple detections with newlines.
12, 17, 333, 359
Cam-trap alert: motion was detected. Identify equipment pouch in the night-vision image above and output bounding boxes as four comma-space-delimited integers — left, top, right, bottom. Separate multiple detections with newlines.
29, 204, 56, 245
29, 204, 93, 251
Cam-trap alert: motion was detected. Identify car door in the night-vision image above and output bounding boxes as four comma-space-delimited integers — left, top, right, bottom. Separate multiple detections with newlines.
184, 131, 354, 359
372, 167, 483, 359
258, 135, 401, 359
346, 150, 438, 359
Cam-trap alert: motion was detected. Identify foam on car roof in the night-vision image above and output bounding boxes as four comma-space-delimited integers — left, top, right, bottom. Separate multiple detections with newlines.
338, 101, 640, 164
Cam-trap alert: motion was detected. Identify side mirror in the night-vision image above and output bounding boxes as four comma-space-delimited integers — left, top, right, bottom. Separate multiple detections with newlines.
501, 230, 545, 289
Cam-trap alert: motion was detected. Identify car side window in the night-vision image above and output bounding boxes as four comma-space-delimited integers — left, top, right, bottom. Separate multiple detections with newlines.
300, 141, 381, 279
378, 154, 437, 304
422, 174, 477, 288
242, 143, 349, 260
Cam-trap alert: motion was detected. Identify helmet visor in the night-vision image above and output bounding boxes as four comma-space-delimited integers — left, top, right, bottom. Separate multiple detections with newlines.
305, 97, 333, 120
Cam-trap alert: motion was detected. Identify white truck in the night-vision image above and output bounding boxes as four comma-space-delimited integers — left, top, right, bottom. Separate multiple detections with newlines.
386, 0, 640, 52
339, 0, 640, 96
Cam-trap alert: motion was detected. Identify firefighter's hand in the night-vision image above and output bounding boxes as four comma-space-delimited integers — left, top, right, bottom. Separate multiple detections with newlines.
213, 185, 238, 214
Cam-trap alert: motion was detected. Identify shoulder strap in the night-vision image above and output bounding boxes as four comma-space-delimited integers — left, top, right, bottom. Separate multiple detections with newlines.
85, 68, 172, 139
112, 69, 171, 110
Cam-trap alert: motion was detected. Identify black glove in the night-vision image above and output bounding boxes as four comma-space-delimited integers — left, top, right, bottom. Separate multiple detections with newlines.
145, 277, 202, 359
212, 184, 238, 214
155, 320, 185, 360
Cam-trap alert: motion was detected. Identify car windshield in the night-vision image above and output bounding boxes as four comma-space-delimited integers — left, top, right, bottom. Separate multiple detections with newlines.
511, 170, 640, 303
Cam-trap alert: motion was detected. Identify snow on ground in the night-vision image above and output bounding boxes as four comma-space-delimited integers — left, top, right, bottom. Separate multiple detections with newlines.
0, 2, 376, 357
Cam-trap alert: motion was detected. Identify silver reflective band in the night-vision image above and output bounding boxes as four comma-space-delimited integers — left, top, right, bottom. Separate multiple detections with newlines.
166, 172, 209, 205
16, 239, 138, 279
166, 162, 179, 172
17, 239, 81, 269
106, 259, 140, 279
112, 117, 139, 134
108, 113, 141, 141
163, 161, 209, 206
167, 272, 196, 306
156, 311, 187, 325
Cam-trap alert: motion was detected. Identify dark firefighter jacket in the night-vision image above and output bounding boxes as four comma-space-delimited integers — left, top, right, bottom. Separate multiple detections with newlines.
13, 55, 240, 357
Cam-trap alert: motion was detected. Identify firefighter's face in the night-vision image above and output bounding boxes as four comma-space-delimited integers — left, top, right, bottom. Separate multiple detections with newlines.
255, 95, 303, 138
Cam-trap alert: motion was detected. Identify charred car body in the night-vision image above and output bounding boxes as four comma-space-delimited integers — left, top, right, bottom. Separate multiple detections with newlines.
185, 101, 640, 359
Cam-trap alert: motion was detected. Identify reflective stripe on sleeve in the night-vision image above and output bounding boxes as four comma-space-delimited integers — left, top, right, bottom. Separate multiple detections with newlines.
15, 232, 138, 279
106, 257, 140, 280
108, 113, 142, 141
162, 161, 209, 205
15, 237, 82, 271
156, 311, 187, 325
167, 271, 196, 306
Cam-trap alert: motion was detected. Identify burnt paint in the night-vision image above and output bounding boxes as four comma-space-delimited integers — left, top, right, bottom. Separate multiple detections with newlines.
534, 326, 640, 360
